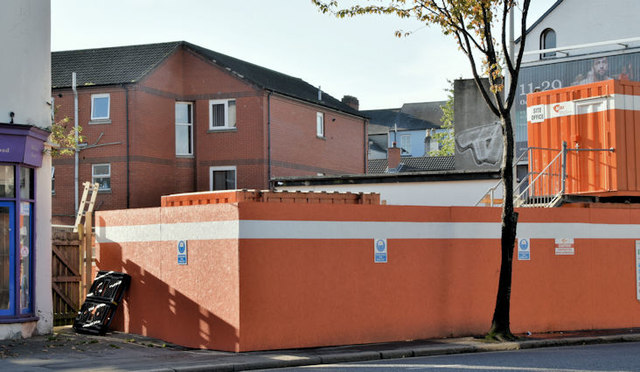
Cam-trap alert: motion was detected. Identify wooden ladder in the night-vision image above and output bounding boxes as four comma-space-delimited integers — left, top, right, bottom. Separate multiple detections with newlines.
73, 182, 99, 297
73, 182, 99, 233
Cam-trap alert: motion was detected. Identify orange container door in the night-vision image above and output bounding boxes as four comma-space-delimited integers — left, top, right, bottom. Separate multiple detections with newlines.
571, 98, 612, 194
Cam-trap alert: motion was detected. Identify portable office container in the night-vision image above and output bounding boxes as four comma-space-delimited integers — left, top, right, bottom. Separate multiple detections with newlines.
527, 79, 640, 197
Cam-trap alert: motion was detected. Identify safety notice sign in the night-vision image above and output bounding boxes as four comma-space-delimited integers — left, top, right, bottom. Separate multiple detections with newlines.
636, 241, 640, 301
555, 238, 575, 255
177, 240, 188, 265
374, 238, 387, 263
517, 238, 530, 261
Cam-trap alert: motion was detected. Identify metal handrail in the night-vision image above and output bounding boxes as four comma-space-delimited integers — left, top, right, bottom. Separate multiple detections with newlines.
515, 147, 564, 208
474, 149, 529, 207
476, 142, 615, 208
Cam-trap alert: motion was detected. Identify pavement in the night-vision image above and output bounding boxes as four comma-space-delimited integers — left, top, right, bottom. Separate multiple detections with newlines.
0, 326, 639, 371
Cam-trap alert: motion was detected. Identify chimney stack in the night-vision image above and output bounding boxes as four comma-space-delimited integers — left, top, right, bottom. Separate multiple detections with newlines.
387, 144, 401, 170
341, 95, 359, 111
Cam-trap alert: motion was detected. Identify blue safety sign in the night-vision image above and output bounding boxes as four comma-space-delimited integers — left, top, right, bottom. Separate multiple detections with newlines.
374, 238, 387, 263
517, 238, 530, 261
177, 240, 188, 265
636, 241, 640, 301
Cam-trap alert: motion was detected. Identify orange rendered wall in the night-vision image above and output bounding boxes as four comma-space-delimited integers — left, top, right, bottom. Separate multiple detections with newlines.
95, 201, 640, 352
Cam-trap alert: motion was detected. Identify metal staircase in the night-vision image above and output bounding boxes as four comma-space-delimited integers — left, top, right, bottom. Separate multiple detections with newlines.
477, 142, 614, 208
476, 148, 564, 208
513, 145, 565, 208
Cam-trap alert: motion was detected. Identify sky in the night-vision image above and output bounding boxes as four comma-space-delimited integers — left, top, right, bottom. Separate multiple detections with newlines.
51, 0, 557, 111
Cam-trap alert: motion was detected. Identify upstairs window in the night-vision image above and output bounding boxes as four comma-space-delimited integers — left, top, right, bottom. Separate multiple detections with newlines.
91, 93, 110, 121
209, 166, 236, 190
540, 28, 556, 59
400, 134, 411, 155
209, 99, 236, 130
92, 164, 111, 191
175, 102, 193, 156
316, 112, 324, 137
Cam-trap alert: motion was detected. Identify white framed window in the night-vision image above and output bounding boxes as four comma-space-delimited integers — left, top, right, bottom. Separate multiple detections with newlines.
91, 93, 110, 121
540, 28, 556, 59
209, 99, 236, 130
51, 166, 55, 194
92, 164, 111, 191
400, 134, 411, 155
316, 112, 324, 137
175, 102, 193, 156
209, 166, 236, 191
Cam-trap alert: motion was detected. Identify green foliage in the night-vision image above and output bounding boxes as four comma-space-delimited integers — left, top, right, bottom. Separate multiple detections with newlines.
429, 83, 455, 156
49, 115, 83, 157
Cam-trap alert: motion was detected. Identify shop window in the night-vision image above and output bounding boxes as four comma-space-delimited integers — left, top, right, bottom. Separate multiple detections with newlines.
0, 203, 13, 315
209, 166, 236, 190
19, 202, 32, 314
92, 164, 111, 191
20, 167, 33, 200
0, 165, 34, 318
0, 165, 14, 197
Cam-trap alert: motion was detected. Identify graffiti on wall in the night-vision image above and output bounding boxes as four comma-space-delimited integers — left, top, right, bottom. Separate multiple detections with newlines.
455, 120, 503, 167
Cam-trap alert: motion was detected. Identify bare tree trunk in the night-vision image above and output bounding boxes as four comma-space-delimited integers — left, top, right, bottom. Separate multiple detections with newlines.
488, 114, 519, 340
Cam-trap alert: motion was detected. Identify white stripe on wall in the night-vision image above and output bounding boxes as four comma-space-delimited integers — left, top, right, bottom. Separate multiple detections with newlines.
529, 93, 640, 122
96, 220, 240, 243
95, 220, 640, 243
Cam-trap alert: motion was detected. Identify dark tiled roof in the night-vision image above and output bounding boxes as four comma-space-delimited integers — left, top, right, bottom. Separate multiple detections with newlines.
368, 156, 455, 174
362, 108, 440, 133
400, 101, 446, 124
52, 42, 179, 89
367, 123, 391, 135
52, 41, 362, 117
368, 140, 387, 154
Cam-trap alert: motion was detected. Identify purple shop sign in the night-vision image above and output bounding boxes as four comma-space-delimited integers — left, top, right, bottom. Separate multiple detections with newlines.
0, 123, 49, 167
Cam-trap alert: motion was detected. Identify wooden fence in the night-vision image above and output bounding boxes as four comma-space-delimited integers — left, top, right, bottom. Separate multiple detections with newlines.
51, 228, 81, 326
52, 220, 94, 326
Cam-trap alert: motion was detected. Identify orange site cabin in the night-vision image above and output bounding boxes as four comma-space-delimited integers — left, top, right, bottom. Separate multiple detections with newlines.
527, 79, 640, 197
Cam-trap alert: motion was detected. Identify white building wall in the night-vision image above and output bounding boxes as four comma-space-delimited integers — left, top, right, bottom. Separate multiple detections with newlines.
0, 0, 53, 339
522, 0, 640, 62
0, 1, 52, 128
277, 179, 498, 206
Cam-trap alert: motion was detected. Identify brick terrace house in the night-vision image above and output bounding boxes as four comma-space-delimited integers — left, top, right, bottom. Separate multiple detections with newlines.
51, 41, 367, 224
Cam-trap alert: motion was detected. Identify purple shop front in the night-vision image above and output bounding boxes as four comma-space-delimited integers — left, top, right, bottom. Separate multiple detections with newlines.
0, 123, 48, 167
0, 123, 48, 323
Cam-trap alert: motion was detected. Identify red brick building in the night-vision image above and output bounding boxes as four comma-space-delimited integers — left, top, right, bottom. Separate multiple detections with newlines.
51, 41, 367, 224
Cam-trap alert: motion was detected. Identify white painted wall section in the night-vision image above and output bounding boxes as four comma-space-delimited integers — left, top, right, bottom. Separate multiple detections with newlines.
277, 179, 498, 206
0, 1, 52, 128
522, 0, 640, 62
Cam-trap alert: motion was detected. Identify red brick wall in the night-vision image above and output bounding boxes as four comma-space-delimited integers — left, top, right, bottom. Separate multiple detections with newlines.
52, 86, 129, 225
140, 49, 269, 191
52, 45, 366, 223
270, 94, 366, 177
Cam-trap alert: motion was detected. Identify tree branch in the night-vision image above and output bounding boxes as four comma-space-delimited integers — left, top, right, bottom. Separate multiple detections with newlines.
505, 0, 531, 112
458, 28, 500, 117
